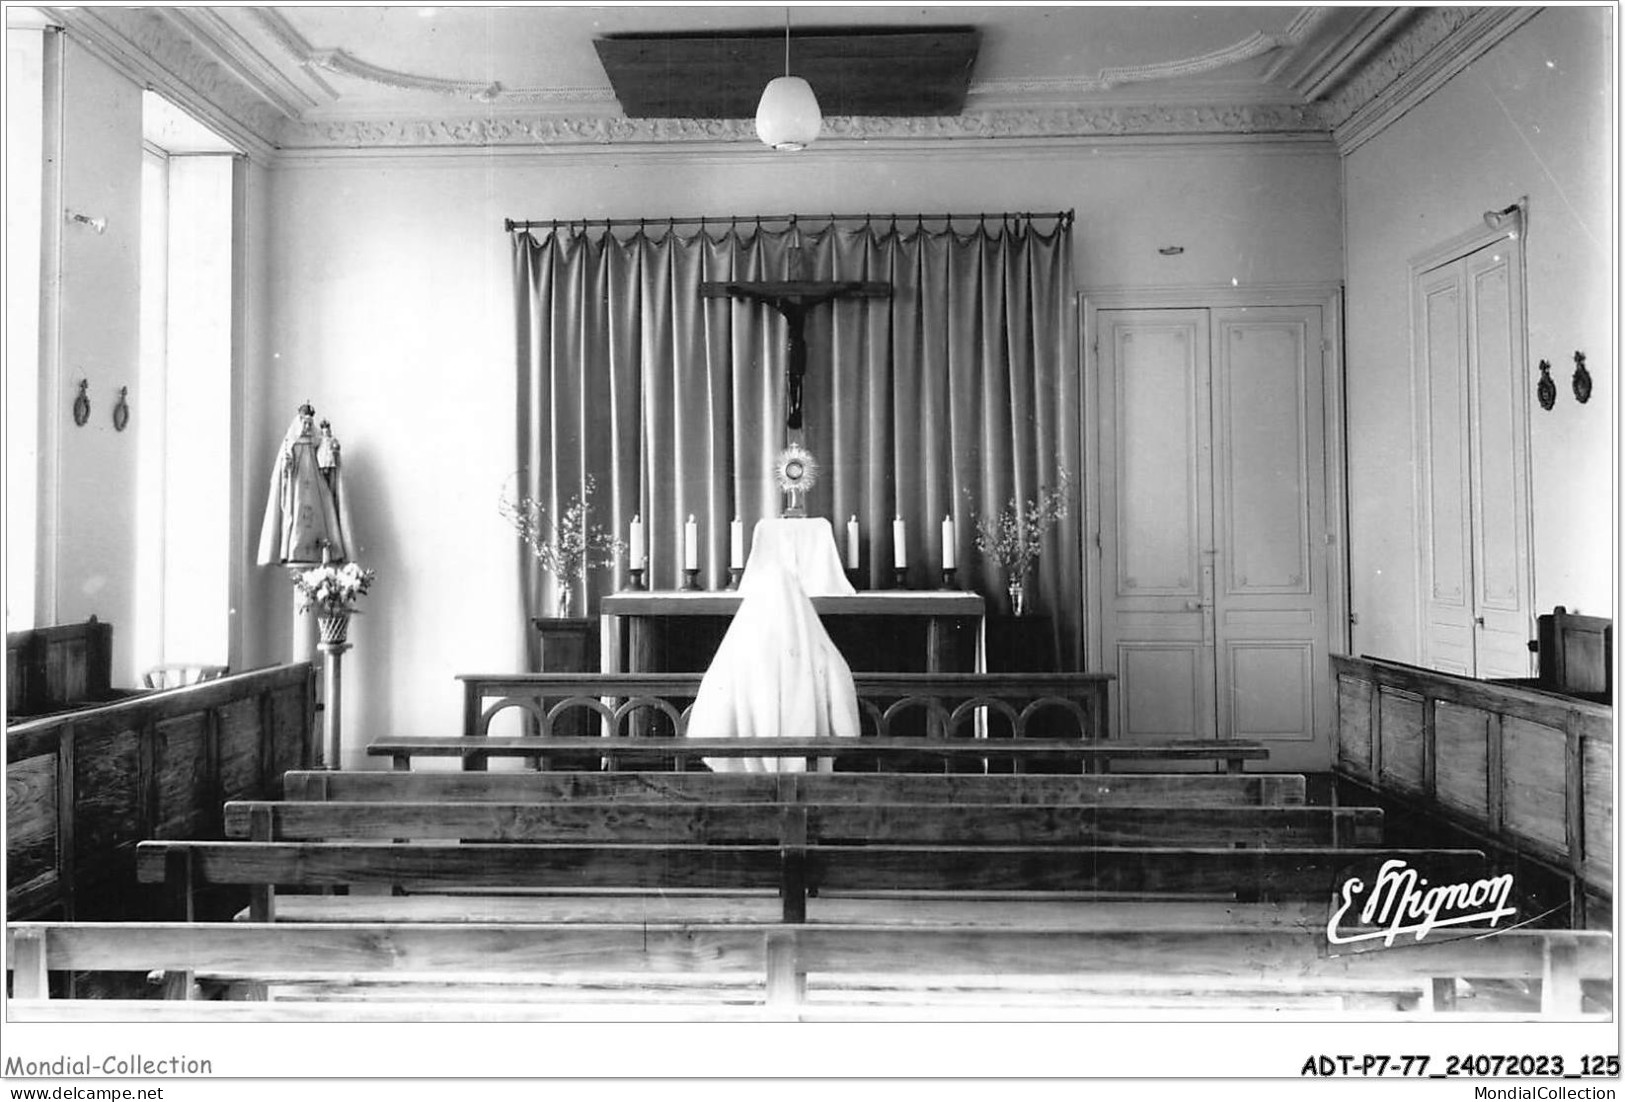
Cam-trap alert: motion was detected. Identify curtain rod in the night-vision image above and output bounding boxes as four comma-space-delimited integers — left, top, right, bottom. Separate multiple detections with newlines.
504, 210, 1074, 233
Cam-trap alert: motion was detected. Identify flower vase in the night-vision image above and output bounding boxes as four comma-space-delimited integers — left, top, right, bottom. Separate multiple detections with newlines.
317, 609, 351, 645
554, 587, 574, 619
1007, 580, 1028, 617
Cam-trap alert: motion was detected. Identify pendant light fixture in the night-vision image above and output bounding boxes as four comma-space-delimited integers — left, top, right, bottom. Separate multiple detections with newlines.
755, 8, 821, 151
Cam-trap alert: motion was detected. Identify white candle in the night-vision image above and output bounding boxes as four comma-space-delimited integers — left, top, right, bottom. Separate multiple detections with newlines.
892, 516, 906, 569
730, 517, 744, 569
846, 516, 860, 569
684, 515, 698, 571
629, 515, 644, 569
941, 515, 956, 570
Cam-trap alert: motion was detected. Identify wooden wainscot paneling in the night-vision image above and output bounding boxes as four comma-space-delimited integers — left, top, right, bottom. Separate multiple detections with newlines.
1335, 673, 1374, 779
1433, 701, 1490, 819
153, 712, 213, 840
1376, 687, 1425, 795
6, 752, 59, 911
1581, 723, 1613, 891
1331, 655, 1614, 919
5, 663, 317, 919
1500, 716, 1568, 861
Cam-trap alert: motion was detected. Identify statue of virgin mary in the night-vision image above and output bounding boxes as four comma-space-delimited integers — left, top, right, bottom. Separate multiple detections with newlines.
256, 403, 352, 565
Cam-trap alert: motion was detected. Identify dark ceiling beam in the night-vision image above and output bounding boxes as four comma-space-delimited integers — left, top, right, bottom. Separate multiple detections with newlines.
595, 28, 980, 119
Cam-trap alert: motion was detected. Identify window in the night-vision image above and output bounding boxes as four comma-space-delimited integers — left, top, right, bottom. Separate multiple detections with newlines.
136, 91, 239, 669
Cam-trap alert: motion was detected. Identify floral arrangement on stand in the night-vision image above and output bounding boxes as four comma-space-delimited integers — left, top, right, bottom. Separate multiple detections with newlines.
290, 558, 376, 645
500, 475, 625, 618
972, 468, 1071, 615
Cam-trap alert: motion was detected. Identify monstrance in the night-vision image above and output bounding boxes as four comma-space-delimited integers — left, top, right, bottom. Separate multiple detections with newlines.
774, 442, 819, 517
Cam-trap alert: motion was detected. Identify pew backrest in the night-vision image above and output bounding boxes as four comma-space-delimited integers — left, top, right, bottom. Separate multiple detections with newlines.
223, 798, 1381, 847
281, 769, 1309, 806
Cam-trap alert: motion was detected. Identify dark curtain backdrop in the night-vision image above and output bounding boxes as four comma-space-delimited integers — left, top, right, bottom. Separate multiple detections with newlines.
513, 214, 1082, 667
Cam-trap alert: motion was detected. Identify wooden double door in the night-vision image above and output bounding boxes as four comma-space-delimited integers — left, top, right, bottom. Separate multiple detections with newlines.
1093, 304, 1337, 771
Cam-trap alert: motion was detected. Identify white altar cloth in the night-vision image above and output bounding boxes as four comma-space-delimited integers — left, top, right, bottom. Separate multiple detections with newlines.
739, 518, 856, 597
687, 523, 860, 773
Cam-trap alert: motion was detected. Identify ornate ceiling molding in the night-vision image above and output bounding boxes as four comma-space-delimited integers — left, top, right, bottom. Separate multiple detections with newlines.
277, 102, 1327, 151
249, 8, 612, 106
1322, 7, 1542, 151
45, 6, 284, 156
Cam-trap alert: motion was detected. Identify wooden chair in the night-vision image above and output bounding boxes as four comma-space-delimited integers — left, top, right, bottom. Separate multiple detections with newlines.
142, 663, 228, 691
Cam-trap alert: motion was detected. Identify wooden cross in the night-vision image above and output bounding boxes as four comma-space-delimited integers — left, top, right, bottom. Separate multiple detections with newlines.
700, 245, 890, 430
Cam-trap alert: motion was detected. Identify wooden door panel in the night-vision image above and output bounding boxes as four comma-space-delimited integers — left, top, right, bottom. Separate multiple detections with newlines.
1466, 249, 1534, 677
1119, 643, 1206, 741
1421, 272, 1472, 611
1212, 309, 1329, 749
1098, 310, 1214, 744
1218, 321, 1311, 594
1225, 642, 1314, 740
1115, 324, 1203, 598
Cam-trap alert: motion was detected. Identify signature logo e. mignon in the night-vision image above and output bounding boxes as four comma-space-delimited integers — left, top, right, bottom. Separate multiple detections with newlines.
1326, 858, 1516, 947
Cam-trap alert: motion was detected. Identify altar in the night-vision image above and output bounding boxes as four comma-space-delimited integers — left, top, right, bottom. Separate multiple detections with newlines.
600, 589, 986, 674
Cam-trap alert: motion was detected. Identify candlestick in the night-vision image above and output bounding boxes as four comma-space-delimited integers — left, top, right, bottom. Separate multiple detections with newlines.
846, 515, 860, 570
940, 567, 958, 591
629, 514, 644, 570
683, 514, 698, 571
892, 516, 906, 569
683, 567, 702, 591
726, 566, 743, 590
730, 517, 744, 569
892, 566, 909, 590
626, 567, 646, 591
941, 514, 957, 571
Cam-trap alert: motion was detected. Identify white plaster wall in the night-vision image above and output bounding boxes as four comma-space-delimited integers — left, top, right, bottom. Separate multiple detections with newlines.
1344, 7, 1615, 662
252, 140, 1342, 759
52, 38, 144, 683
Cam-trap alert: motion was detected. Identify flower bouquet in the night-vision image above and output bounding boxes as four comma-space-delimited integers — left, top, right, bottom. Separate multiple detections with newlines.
972, 469, 1070, 615
290, 559, 376, 643
500, 475, 624, 617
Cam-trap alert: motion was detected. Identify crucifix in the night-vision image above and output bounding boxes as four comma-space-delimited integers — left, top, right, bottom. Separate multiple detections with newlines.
700, 239, 891, 430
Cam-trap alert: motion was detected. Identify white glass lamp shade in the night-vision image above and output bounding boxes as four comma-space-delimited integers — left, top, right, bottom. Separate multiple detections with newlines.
755, 75, 822, 150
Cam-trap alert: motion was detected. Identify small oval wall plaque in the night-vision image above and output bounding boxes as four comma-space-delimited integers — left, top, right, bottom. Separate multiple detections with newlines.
1572, 351, 1592, 404
1536, 360, 1556, 411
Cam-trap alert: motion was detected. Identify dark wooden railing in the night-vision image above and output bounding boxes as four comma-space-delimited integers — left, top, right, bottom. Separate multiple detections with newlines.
6, 663, 318, 919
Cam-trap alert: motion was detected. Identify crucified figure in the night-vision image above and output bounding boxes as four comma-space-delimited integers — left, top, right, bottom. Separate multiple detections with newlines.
701, 274, 890, 430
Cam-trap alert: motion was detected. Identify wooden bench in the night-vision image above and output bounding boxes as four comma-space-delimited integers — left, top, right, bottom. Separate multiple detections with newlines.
9, 920, 1610, 1018
138, 835, 1479, 924
6, 616, 116, 723
283, 768, 1310, 806
224, 798, 1381, 848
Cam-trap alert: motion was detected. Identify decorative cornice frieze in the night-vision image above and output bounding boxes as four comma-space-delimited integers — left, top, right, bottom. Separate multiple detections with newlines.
1319, 7, 1476, 128
278, 102, 1328, 150
47, 7, 284, 156
1321, 6, 1542, 151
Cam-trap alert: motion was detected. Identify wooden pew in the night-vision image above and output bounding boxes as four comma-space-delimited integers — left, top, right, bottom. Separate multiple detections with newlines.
138, 838, 1480, 924
10, 920, 1610, 1018
6, 616, 116, 722
224, 798, 1380, 847
368, 735, 1271, 773
283, 768, 1310, 806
